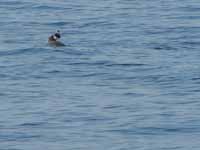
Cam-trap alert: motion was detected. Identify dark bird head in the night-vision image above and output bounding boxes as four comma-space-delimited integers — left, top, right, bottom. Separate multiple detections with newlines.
54, 30, 61, 39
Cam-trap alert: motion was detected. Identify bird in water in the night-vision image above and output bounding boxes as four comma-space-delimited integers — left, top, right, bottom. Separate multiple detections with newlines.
48, 30, 65, 47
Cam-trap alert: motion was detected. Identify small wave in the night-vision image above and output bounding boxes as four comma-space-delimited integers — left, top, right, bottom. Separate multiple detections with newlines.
45, 70, 63, 74
153, 44, 178, 51
107, 126, 200, 135
0, 47, 49, 57
31, 5, 65, 10
105, 63, 146, 67
19, 122, 45, 127
181, 41, 200, 46
191, 77, 200, 81
66, 60, 111, 66
0, 48, 32, 56
0, 1, 26, 6
0, 133, 42, 142
103, 105, 124, 110
44, 21, 73, 26
78, 21, 116, 29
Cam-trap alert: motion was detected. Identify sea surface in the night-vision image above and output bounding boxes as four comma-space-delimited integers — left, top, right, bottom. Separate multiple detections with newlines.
1, 0, 200, 149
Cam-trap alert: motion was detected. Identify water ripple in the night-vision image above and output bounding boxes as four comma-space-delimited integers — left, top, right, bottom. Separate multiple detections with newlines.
1, 0, 200, 150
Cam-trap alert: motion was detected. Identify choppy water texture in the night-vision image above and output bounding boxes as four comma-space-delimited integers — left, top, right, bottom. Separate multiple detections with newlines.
1, 0, 200, 149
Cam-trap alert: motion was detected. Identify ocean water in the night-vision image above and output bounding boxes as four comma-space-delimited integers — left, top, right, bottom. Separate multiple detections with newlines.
1, 0, 200, 149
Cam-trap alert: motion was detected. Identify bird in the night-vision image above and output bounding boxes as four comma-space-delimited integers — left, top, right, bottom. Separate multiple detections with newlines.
48, 30, 65, 47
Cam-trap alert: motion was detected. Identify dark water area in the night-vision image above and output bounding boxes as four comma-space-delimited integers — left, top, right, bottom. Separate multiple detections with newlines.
0, 0, 200, 149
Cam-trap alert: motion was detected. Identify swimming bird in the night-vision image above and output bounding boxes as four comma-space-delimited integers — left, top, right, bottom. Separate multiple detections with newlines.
48, 30, 65, 46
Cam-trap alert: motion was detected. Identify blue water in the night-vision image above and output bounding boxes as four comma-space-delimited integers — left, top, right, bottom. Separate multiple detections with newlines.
1, 0, 200, 149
